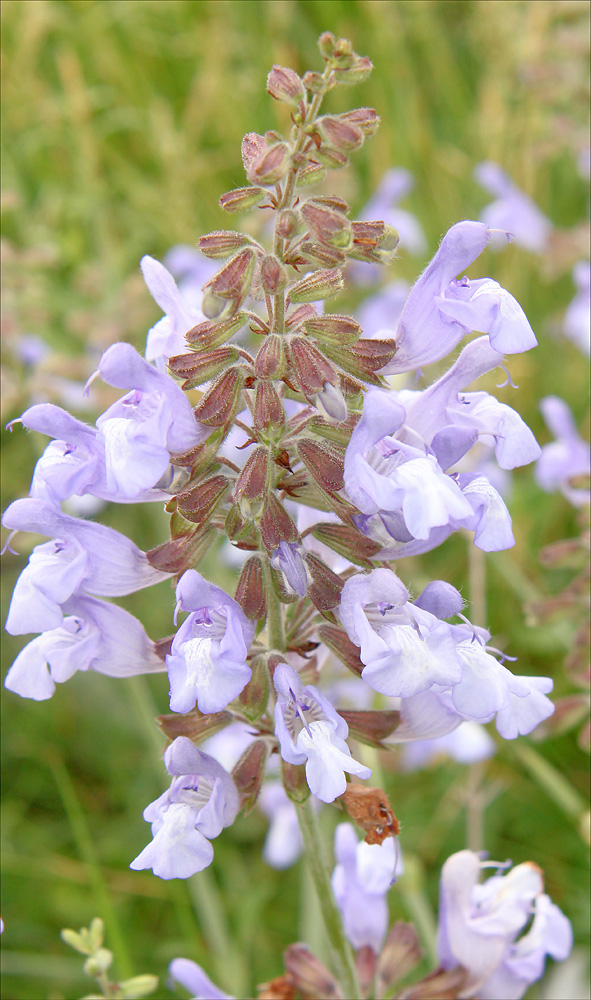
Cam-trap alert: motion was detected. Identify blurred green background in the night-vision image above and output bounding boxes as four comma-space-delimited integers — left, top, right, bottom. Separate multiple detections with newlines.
1, 1, 589, 997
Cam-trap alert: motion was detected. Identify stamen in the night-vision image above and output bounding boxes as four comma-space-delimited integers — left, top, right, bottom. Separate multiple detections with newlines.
83, 369, 101, 397
496, 364, 519, 389
1, 529, 19, 556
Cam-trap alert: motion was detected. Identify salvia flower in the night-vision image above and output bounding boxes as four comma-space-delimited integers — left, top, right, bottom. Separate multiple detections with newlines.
166, 570, 255, 714
563, 260, 591, 356
360, 168, 426, 256
332, 822, 402, 952
474, 161, 553, 254
381, 221, 537, 373
270, 540, 310, 597
3, 498, 167, 635
130, 737, 239, 880
141, 255, 202, 370
535, 396, 590, 508
273, 663, 371, 802
258, 780, 304, 869
169, 958, 233, 1000
345, 338, 538, 554
5, 595, 164, 701
401, 720, 496, 770
437, 850, 572, 999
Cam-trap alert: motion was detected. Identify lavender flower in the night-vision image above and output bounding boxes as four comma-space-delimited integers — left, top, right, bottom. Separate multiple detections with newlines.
130, 737, 239, 881
258, 781, 304, 869
356, 279, 410, 339
271, 540, 310, 597
474, 161, 552, 254
563, 260, 590, 356
166, 570, 255, 714
3, 498, 167, 635
5, 595, 164, 700
332, 822, 402, 952
437, 850, 572, 998
535, 396, 590, 507
381, 221, 537, 373
141, 255, 202, 371
401, 721, 496, 770
169, 958, 233, 1000
273, 663, 371, 802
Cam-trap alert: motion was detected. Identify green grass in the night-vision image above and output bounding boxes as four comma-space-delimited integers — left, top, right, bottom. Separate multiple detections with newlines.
1, 1, 590, 997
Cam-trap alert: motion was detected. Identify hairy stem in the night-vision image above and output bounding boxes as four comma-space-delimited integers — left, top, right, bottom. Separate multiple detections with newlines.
296, 797, 362, 999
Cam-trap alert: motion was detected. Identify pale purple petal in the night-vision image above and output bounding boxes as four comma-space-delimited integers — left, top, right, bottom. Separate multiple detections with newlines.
169, 958, 233, 1000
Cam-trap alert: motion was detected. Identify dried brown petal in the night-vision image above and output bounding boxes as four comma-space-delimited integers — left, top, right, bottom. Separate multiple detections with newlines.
341, 785, 400, 844
257, 975, 295, 1000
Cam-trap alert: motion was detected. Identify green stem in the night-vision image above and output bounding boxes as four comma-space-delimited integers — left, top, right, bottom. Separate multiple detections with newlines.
262, 555, 284, 650
296, 798, 361, 999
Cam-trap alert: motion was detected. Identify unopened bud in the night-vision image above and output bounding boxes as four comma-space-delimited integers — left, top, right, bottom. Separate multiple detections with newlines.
301, 200, 352, 249
289, 336, 336, 394
318, 31, 337, 60
284, 944, 343, 999
271, 540, 310, 597
198, 231, 254, 259
176, 475, 229, 527
316, 381, 348, 421
306, 552, 344, 611
205, 247, 256, 310
304, 313, 361, 345
119, 975, 160, 999
298, 241, 346, 268
288, 268, 344, 303
254, 380, 285, 432
285, 304, 318, 331
260, 254, 287, 294
238, 659, 270, 723
247, 143, 291, 186
332, 55, 373, 84
318, 115, 364, 151
317, 623, 364, 676
194, 367, 245, 426
297, 438, 344, 491
201, 285, 232, 320
339, 710, 402, 751
236, 556, 267, 621
242, 132, 267, 170
267, 64, 306, 105
260, 494, 298, 551
168, 346, 240, 388
234, 446, 269, 519
302, 70, 327, 94
295, 159, 327, 187
186, 312, 248, 349
254, 334, 287, 379
232, 739, 269, 810
281, 759, 310, 803
219, 186, 266, 213
313, 146, 349, 170
340, 107, 381, 136
277, 209, 299, 239
83, 948, 113, 977
376, 923, 422, 998
313, 522, 381, 566
312, 194, 350, 212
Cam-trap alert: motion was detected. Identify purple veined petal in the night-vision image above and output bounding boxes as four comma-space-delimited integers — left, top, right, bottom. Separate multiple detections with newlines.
130, 802, 214, 880
273, 699, 307, 766
297, 721, 371, 803
273, 662, 304, 702
413, 581, 464, 620
175, 572, 255, 646
343, 389, 407, 512
436, 278, 537, 354
2, 498, 169, 595
338, 568, 408, 638
166, 642, 251, 716
98, 397, 173, 497
457, 475, 515, 551
169, 957, 234, 1000
271, 541, 309, 597
16, 402, 99, 445
494, 676, 554, 740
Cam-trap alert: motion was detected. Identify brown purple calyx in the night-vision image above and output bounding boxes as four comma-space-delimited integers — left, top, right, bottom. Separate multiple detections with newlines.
266, 64, 306, 105
247, 142, 291, 186
255, 334, 287, 380
289, 337, 337, 394
283, 944, 343, 1000
317, 114, 364, 152
235, 556, 267, 621
203, 247, 256, 312
232, 739, 269, 812
157, 708, 233, 744
260, 494, 298, 551
194, 367, 246, 426
317, 623, 364, 676
340, 106, 381, 136
185, 312, 248, 350
218, 186, 267, 213
312, 521, 382, 566
375, 922, 422, 999
234, 446, 270, 517
241, 132, 267, 169
304, 313, 361, 346
305, 553, 343, 611
254, 380, 285, 431
168, 346, 241, 388
197, 231, 255, 259
176, 475, 230, 527
260, 254, 287, 295
301, 199, 352, 250
297, 438, 344, 491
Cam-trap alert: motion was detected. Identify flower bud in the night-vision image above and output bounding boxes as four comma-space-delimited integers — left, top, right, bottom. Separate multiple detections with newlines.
339, 710, 402, 750
318, 31, 337, 60
284, 944, 343, 999
254, 334, 287, 379
185, 312, 248, 349
205, 247, 256, 311
319, 338, 397, 385
234, 446, 270, 520
232, 739, 269, 809
176, 475, 230, 527
218, 186, 266, 213
194, 366, 245, 426
267, 64, 306, 105
260, 494, 298, 551
285, 303, 318, 331
260, 254, 287, 294
301, 199, 352, 249
271, 540, 310, 597
158, 708, 233, 743
313, 146, 349, 170
197, 230, 254, 259
83, 948, 113, 977
119, 975, 160, 999
376, 922, 422, 998
235, 556, 267, 621
302, 69, 327, 94
241, 131, 267, 169
297, 438, 344, 491
147, 529, 213, 576
281, 759, 310, 803
313, 522, 381, 566
247, 143, 291, 186
297, 242, 346, 268
340, 106, 381, 136
316, 381, 348, 421
254, 380, 285, 433
288, 268, 344, 303
317, 623, 364, 676
276, 208, 299, 239
289, 336, 337, 394
306, 553, 343, 611
304, 313, 360, 345
168, 346, 241, 388
201, 285, 231, 320
317, 115, 364, 152
332, 55, 373, 84
295, 159, 327, 187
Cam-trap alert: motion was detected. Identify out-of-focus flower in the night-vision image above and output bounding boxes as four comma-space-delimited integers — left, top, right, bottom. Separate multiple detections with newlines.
169, 958, 233, 999
356, 279, 410, 339
258, 781, 304, 869
352, 169, 426, 285
437, 850, 572, 998
401, 720, 496, 770
474, 161, 552, 254
166, 570, 255, 715
141, 255, 201, 371
332, 822, 403, 952
381, 221, 537, 373
535, 396, 590, 508
131, 737, 239, 881
273, 663, 371, 802
563, 260, 590, 356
